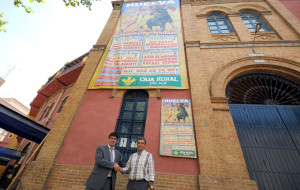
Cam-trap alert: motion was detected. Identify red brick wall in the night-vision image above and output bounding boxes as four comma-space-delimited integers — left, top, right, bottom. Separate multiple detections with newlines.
42, 164, 200, 190
279, 0, 300, 20
55, 89, 199, 175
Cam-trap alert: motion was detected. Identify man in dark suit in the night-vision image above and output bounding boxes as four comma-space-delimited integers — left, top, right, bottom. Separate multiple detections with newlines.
85, 132, 122, 190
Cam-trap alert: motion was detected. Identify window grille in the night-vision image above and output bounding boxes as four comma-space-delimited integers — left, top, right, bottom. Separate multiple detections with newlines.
240, 12, 270, 32
207, 14, 232, 34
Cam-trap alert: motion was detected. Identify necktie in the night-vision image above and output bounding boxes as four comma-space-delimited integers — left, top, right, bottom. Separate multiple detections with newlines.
108, 148, 114, 177
110, 148, 114, 162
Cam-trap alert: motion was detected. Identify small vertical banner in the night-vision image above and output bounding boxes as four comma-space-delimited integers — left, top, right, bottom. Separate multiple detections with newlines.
160, 99, 197, 158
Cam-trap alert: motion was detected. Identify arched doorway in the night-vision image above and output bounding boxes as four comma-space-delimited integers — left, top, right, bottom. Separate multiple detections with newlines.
226, 73, 300, 189
115, 90, 149, 166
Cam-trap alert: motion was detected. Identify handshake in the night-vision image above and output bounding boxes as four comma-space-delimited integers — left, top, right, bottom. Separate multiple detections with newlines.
113, 163, 124, 172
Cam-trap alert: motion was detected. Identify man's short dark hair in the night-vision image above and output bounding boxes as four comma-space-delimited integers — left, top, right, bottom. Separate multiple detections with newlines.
137, 137, 146, 145
109, 132, 119, 140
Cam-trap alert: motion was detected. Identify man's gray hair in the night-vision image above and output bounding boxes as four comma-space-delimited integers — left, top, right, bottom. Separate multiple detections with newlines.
137, 137, 146, 145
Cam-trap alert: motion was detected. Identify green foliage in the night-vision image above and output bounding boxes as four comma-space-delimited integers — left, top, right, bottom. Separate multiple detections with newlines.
1, 0, 100, 32
0, 13, 8, 32
63, 0, 97, 11
13, 0, 42, 14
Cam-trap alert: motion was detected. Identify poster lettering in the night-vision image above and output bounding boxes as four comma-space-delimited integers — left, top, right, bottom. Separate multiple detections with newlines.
88, 0, 188, 89
160, 99, 197, 158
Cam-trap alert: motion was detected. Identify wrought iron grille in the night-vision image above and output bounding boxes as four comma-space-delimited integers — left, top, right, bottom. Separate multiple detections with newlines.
226, 74, 300, 105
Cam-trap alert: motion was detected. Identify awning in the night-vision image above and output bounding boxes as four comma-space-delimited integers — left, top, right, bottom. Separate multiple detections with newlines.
0, 104, 50, 143
0, 147, 22, 165
0, 156, 11, 165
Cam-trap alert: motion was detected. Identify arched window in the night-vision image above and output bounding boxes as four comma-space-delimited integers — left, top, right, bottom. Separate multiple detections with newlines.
57, 96, 68, 113
44, 102, 55, 118
240, 12, 270, 32
115, 90, 149, 166
21, 142, 31, 156
39, 107, 48, 121
206, 14, 232, 33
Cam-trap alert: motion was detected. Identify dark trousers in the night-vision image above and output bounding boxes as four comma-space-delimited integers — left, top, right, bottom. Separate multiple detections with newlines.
127, 179, 148, 190
86, 177, 112, 190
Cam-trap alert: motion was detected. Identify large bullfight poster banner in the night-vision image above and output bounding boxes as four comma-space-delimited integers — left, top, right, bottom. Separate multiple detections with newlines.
160, 99, 197, 158
89, 0, 188, 89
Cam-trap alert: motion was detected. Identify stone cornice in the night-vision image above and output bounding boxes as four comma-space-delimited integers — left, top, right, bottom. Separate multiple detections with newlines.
211, 97, 229, 103
112, 1, 123, 10
200, 41, 300, 48
182, 0, 264, 5
91, 45, 106, 51
184, 40, 300, 49
184, 41, 200, 47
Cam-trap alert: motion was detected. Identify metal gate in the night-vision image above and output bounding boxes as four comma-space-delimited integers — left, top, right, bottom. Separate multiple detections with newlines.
229, 104, 300, 190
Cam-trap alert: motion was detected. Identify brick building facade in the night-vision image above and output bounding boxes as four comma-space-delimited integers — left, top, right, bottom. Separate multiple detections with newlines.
14, 0, 300, 189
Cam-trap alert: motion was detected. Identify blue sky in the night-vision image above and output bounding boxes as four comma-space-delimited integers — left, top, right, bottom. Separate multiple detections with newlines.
0, 0, 112, 108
